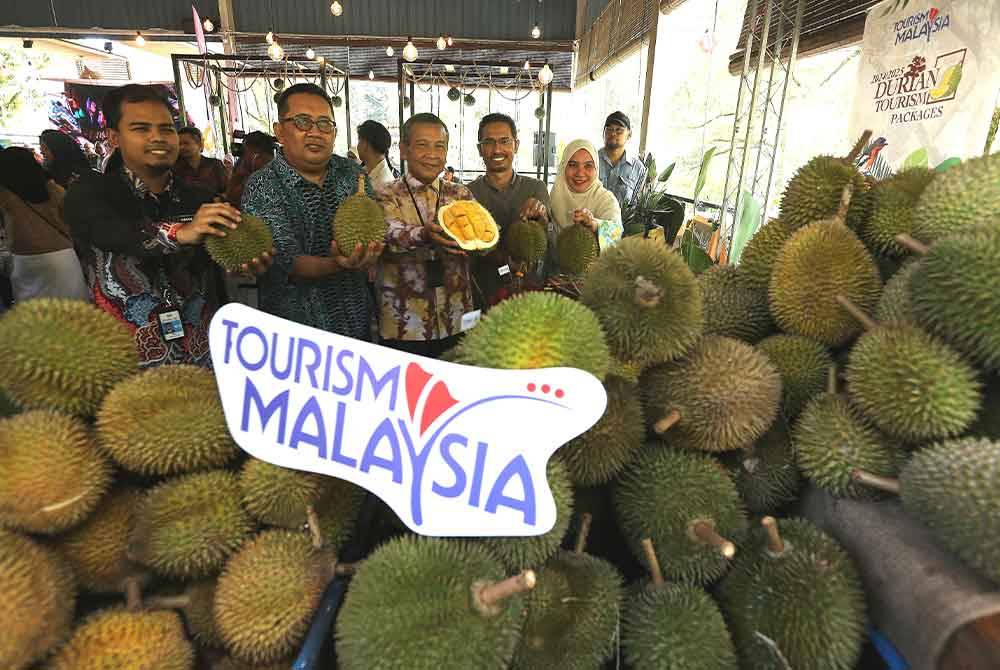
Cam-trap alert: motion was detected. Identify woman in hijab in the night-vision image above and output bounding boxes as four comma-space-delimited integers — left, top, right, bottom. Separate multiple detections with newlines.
39, 130, 95, 188
549, 139, 623, 262
0, 147, 90, 302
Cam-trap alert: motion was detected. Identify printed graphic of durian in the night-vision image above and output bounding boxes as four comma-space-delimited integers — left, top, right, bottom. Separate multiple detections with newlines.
929, 61, 963, 101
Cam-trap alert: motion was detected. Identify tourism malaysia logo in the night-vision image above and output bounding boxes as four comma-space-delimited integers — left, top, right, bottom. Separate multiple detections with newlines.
888, 4, 951, 45
208, 303, 607, 537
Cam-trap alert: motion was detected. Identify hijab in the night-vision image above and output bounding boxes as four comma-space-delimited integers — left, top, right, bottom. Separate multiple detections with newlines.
549, 139, 620, 230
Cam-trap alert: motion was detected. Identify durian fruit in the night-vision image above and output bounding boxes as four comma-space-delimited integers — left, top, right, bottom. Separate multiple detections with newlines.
239, 458, 329, 529
875, 259, 919, 325
860, 168, 935, 258
479, 460, 574, 571
718, 517, 866, 670
0, 410, 111, 534
47, 608, 194, 670
451, 292, 610, 379
311, 476, 366, 552
769, 198, 882, 346
756, 333, 832, 418
911, 152, 1000, 243
212, 657, 292, 670
794, 369, 904, 499
641, 336, 781, 453
512, 518, 623, 670
556, 375, 644, 486
337, 536, 533, 670
899, 438, 1000, 584
556, 224, 599, 275
968, 375, 1000, 440
698, 264, 774, 342
0, 529, 76, 670
738, 218, 793, 289
506, 219, 548, 264
205, 213, 274, 272
129, 470, 254, 579
0, 387, 18, 418
144, 579, 224, 649
438, 200, 499, 252
333, 174, 387, 252
55, 487, 144, 593
0, 298, 137, 415
581, 236, 703, 369
615, 447, 746, 585
779, 155, 865, 230
840, 297, 981, 442
900, 228, 1000, 372
622, 539, 737, 670
214, 529, 332, 664
97, 365, 238, 476
723, 417, 801, 514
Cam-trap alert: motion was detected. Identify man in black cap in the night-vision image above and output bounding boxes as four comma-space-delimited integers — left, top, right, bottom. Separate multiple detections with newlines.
598, 111, 647, 207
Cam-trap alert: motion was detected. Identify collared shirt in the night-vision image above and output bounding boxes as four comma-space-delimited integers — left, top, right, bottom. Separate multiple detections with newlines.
598, 147, 647, 207
377, 174, 476, 342
367, 158, 396, 189
242, 150, 374, 340
174, 156, 229, 196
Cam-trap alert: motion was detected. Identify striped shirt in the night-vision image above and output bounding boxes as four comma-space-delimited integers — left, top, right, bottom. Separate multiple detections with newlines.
599, 148, 647, 207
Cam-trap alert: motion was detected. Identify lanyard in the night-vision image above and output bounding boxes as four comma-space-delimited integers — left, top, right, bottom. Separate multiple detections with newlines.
403, 177, 441, 229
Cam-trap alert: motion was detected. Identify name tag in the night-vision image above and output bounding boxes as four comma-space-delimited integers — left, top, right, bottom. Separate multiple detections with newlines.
158, 310, 186, 341
461, 309, 482, 331
497, 264, 511, 277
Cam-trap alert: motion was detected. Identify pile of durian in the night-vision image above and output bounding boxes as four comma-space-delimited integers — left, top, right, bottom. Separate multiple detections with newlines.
1, 145, 999, 670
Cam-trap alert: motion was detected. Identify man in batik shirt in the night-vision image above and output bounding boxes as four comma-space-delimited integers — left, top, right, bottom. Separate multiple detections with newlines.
377, 113, 478, 358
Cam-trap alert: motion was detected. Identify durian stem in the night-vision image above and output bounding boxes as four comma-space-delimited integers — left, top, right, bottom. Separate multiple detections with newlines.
40, 489, 90, 514
471, 570, 536, 617
633, 276, 662, 308
334, 562, 357, 576
356, 173, 366, 195
145, 595, 191, 610
852, 469, 901, 494
124, 577, 143, 612
690, 520, 736, 559
846, 130, 873, 162
574, 513, 592, 555
762, 516, 785, 555
641, 538, 665, 586
834, 182, 855, 221
306, 504, 323, 549
894, 233, 930, 256
835, 295, 879, 331
654, 409, 681, 434
827, 365, 838, 395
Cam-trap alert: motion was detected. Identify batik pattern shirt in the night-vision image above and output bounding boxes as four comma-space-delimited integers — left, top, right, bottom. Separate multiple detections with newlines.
376, 175, 476, 341
242, 151, 375, 341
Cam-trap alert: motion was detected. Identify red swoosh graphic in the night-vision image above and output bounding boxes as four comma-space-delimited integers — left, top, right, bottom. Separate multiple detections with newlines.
421, 380, 458, 435
405, 363, 432, 422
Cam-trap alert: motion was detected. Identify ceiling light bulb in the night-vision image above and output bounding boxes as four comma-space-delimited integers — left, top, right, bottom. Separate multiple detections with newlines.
368, 69, 375, 80
330, 1, 343, 16
402, 37, 418, 62
445, 64, 455, 72
265, 31, 274, 44
306, 47, 316, 59
135, 32, 146, 46
437, 35, 447, 50
523, 59, 531, 70
203, 18, 214, 32
267, 41, 284, 61
499, 66, 509, 74
446, 35, 454, 47
538, 63, 554, 86
531, 24, 541, 39
386, 45, 394, 57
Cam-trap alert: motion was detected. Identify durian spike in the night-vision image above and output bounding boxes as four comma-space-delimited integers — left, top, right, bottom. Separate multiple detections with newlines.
306, 504, 323, 549
471, 570, 536, 617
145, 594, 191, 610
894, 233, 930, 256
835, 294, 879, 332
356, 173, 366, 195
762, 516, 785, 555
852, 468, 901, 494
634, 276, 663, 308
690, 519, 736, 559
846, 130, 873, 162
640, 538, 665, 586
827, 364, 838, 395
654, 409, 681, 434
574, 512, 593, 555
124, 576, 143, 612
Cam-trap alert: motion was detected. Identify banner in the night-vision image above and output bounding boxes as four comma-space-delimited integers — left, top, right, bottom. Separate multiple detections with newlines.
848, 0, 1000, 177
209, 304, 608, 537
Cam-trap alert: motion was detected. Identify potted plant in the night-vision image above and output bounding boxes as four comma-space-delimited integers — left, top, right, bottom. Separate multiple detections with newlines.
621, 154, 686, 244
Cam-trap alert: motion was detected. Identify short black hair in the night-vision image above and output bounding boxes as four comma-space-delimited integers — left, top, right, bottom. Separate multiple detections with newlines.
276, 83, 333, 118
103, 84, 174, 130
445, 166, 455, 173
242, 131, 276, 155
401, 113, 449, 145
357, 120, 392, 155
478, 113, 517, 141
178, 126, 203, 142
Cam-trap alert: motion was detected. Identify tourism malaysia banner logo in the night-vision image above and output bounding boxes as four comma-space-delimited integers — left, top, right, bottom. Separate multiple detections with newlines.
885, 4, 952, 45
208, 303, 608, 537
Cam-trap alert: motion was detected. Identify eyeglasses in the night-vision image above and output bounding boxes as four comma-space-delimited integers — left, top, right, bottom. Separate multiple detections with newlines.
604, 126, 627, 135
281, 115, 337, 134
477, 137, 515, 149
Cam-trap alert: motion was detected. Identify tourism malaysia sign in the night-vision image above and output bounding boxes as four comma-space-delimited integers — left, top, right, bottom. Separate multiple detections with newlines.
209, 304, 607, 537
848, 0, 1000, 179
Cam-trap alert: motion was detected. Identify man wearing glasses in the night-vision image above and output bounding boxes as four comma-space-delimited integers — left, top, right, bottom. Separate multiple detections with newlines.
242, 83, 383, 340
467, 113, 551, 307
598, 111, 647, 207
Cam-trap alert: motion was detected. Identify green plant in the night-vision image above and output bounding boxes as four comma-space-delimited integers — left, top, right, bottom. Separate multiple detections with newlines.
622, 154, 683, 241
680, 147, 718, 273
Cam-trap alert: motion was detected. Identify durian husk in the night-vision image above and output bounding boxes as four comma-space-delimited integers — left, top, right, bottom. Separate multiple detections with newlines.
779, 156, 865, 230
47, 608, 194, 670
555, 224, 599, 275
739, 218, 793, 289
698, 264, 774, 343
239, 458, 330, 529
506, 219, 548, 264
756, 333, 833, 419
911, 152, 1000, 243
722, 417, 801, 514
860, 168, 935, 258
333, 174, 388, 252
205, 213, 275, 272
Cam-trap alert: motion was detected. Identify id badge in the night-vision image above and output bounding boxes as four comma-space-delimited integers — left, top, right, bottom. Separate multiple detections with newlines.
157, 309, 186, 341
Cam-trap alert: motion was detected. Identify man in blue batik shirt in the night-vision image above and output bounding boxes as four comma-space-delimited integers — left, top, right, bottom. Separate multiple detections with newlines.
598, 111, 647, 208
242, 83, 384, 341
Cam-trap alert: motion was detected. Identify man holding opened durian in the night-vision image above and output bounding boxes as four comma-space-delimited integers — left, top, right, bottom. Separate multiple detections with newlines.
242, 83, 384, 340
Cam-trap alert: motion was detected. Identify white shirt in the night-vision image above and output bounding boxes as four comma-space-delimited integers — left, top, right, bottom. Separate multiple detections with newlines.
367, 158, 395, 188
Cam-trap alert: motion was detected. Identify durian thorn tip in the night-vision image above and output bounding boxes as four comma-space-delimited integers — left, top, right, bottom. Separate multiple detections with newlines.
574, 512, 592, 555
654, 409, 681, 434
835, 294, 878, 331
852, 469, 901, 494
641, 538, 665, 586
